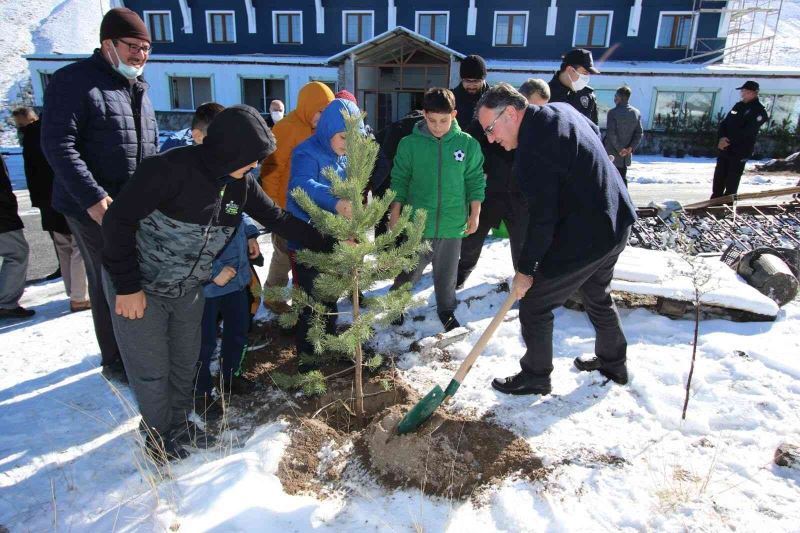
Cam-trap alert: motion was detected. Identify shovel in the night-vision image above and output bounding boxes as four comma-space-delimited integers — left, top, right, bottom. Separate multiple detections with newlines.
397, 292, 517, 434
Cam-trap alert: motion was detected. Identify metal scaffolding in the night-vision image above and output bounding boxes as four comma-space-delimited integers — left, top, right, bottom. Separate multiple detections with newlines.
678, 0, 784, 65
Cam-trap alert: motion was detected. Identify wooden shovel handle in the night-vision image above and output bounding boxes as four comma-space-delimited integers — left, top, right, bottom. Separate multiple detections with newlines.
452, 292, 517, 385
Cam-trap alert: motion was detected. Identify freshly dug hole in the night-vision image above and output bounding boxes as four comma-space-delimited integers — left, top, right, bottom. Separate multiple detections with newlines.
363, 405, 544, 499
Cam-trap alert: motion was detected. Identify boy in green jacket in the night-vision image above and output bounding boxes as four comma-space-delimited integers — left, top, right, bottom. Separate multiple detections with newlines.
388, 88, 485, 331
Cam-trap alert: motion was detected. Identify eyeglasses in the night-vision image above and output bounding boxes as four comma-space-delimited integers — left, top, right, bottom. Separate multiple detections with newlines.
115, 39, 153, 55
483, 108, 506, 136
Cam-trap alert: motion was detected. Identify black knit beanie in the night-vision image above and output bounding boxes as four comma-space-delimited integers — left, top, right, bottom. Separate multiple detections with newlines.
100, 8, 151, 43
460, 55, 487, 80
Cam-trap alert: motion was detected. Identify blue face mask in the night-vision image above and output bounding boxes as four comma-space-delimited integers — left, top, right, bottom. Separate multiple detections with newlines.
109, 45, 144, 80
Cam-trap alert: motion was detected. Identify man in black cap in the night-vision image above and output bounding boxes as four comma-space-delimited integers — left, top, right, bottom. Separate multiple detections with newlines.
452, 54, 489, 130
548, 49, 600, 125
712, 81, 769, 199
42, 7, 158, 381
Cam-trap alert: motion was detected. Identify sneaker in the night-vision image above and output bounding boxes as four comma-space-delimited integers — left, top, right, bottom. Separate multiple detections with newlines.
437, 311, 461, 332
145, 431, 190, 465
0, 306, 35, 319
69, 300, 91, 313
171, 421, 217, 449
573, 356, 628, 385
101, 359, 129, 384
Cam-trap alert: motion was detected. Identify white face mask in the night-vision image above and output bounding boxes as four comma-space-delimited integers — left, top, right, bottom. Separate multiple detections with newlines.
570, 69, 590, 92
270, 110, 284, 123
109, 45, 144, 80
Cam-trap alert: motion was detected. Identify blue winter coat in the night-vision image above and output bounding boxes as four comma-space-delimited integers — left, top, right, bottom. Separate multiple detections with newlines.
286, 99, 362, 250
204, 214, 260, 298
41, 50, 159, 217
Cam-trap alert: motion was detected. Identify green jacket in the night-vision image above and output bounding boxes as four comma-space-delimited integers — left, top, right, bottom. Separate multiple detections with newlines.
390, 121, 485, 239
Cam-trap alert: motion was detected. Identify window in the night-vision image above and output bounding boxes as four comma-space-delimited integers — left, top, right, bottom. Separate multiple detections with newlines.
241, 78, 287, 114
169, 76, 212, 110
656, 13, 694, 49
39, 72, 53, 92
651, 90, 716, 129
416, 12, 449, 44
761, 94, 800, 129
494, 12, 528, 47
594, 89, 617, 129
343, 11, 373, 45
207, 11, 235, 43
311, 80, 338, 94
573, 11, 612, 48
274, 11, 302, 44
145, 11, 173, 43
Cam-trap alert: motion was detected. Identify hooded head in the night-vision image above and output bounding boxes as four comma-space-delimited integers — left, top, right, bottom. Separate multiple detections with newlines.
200, 105, 276, 178
295, 82, 336, 129
313, 99, 363, 157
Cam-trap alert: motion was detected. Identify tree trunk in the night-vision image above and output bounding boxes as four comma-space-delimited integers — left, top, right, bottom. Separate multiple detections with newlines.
352, 275, 365, 418
682, 291, 700, 420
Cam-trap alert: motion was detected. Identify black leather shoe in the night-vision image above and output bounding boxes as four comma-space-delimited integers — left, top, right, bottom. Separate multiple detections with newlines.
491, 372, 551, 396
438, 311, 460, 332
573, 356, 628, 385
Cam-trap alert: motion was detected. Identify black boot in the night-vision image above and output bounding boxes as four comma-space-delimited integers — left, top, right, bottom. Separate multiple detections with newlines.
455, 272, 467, 290
438, 311, 460, 332
491, 372, 551, 396
228, 375, 256, 396
194, 393, 224, 422
171, 421, 217, 449
573, 356, 628, 385
145, 430, 190, 465
0, 306, 35, 319
101, 359, 129, 384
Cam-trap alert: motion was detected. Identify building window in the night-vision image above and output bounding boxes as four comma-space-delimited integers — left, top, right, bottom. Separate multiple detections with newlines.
594, 89, 617, 129
416, 12, 449, 45
274, 11, 302, 44
39, 72, 53, 92
573, 11, 612, 48
656, 13, 694, 49
493, 12, 528, 47
343, 11, 374, 45
761, 94, 800, 129
311, 80, 338, 94
144, 11, 173, 43
651, 90, 716, 129
169, 76, 213, 110
207, 11, 236, 43
241, 78, 287, 114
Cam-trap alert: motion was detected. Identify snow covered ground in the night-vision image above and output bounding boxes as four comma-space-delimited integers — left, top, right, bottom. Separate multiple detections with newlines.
2, 234, 799, 532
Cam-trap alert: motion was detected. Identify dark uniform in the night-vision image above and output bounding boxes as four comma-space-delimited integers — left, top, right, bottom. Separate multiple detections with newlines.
548, 74, 599, 126
712, 98, 769, 198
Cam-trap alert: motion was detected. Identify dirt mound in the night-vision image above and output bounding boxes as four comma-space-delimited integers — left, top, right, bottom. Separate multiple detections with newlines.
362, 405, 544, 499
277, 418, 346, 495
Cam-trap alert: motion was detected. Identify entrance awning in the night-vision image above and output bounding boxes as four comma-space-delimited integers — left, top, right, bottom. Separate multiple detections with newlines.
327, 26, 465, 64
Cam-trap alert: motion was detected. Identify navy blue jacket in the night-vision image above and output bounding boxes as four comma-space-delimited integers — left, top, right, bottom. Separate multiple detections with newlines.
513, 103, 636, 278
204, 215, 260, 298
41, 50, 158, 217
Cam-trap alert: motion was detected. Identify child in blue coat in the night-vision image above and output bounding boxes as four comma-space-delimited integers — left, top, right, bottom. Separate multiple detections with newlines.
285, 98, 362, 369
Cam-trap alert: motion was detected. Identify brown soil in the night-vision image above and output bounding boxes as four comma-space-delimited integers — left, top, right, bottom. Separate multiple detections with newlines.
362, 405, 545, 499
239, 318, 547, 501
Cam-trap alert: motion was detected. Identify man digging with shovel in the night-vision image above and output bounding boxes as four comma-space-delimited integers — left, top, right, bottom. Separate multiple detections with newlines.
477, 83, 637, 396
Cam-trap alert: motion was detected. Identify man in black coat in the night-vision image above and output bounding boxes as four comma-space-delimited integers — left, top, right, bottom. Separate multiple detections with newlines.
452, 55, 489, 131
548, 49, 600, 126
712, 81, 769, 198
13, 107, 89, 311
475, 83, 636, 395
42, 7, 158, 379
0, 156, 34, 319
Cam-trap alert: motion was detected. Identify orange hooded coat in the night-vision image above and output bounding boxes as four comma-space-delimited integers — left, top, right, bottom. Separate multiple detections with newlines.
259, 81, 335, 208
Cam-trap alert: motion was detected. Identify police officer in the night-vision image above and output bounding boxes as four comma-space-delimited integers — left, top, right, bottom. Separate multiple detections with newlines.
548, 49, 600, 125
712, 81, 769, 199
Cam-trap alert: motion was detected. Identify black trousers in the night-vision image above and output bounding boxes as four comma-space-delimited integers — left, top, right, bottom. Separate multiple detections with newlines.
457, 192, 529, 284
289, 252, 337, 357
518, 228, 630, 383
616, 166, 628, 186
66, 213, 121, 367
711, 152, 747, 198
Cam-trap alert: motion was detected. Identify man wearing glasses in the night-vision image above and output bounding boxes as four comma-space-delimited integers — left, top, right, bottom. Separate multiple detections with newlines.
42, 7, 158, 382
475, 83, 636, 397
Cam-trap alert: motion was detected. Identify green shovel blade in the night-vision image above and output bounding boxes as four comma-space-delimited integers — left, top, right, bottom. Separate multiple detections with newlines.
396, 385, 444, 435
396, 379, 462, 435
